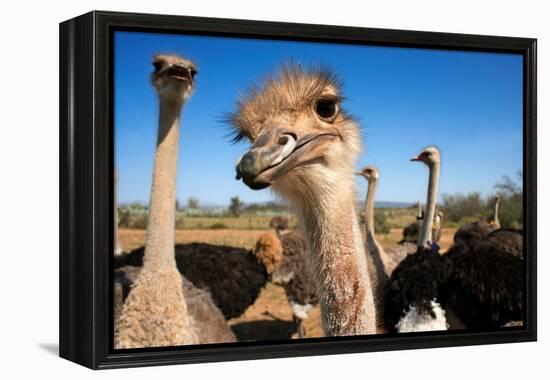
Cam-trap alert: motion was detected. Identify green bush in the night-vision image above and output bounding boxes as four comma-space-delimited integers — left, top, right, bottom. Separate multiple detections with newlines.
210, 222, 228, 229
119, 212, 148, 229
375, 211, 390, 234
441, 192, 487, 223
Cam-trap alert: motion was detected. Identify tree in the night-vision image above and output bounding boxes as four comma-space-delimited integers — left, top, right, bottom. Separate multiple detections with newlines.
187, 197, 199, 209
441, 192, 486, 223
229, 196, 243, 217
494, 172, 523, 229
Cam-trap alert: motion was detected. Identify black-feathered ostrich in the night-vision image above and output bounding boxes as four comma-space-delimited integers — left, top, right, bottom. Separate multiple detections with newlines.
383, 146, 523, 333
268, 217, 318, 338
115, 234, 284, 320
454, 194, 523, 259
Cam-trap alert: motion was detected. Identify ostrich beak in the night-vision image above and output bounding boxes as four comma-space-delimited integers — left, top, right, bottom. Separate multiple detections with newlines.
411, 152, 427, 162
235, 128, 338, 190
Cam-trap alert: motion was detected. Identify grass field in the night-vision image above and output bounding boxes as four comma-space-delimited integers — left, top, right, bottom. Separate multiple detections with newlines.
175, 215, 299, 230
119, 228, 267, 251
120, 204, 452, 231
118, 221, 456, 340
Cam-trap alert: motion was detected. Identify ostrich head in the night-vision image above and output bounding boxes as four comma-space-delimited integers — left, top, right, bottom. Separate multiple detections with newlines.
232, 65, 361, 201
356, 165, 379, 182
494, 194, 501, 203
151, 54, 198, 103
410, 146, 441, 167
269, 216, 290, 231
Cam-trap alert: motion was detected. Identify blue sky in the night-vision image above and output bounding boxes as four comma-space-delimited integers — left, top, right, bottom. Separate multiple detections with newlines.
115, 31, 523, 206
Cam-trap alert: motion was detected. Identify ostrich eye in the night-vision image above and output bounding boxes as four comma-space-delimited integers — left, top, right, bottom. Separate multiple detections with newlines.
315, 98, 338, 120
153, 61, 163, 72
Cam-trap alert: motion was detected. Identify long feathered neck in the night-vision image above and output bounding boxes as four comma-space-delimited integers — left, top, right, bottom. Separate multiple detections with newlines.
364, 177, 389, 284
114, 169, 123, 256
418, 161, 440, 248
493, 198, 501, 227
143, 99, 184, 269
291, 172, 376, 336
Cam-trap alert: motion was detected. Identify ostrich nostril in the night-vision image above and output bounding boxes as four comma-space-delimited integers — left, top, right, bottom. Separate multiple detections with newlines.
278, 136, 289, 145
278, 133, 297, 145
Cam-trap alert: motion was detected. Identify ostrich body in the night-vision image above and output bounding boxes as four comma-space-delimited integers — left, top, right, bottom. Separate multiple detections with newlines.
233, 65, 376, 336
384, 147, 523, 333
115, 266, 235, 344
114, 236, 283, 320
116, 54, 225, 348
486, 228, 523, 258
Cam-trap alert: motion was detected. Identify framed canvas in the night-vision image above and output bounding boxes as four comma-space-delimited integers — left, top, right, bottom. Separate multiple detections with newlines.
59, 10, 537, 369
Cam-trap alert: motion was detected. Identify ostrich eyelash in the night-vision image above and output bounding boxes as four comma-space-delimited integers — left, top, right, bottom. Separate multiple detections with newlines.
225, 125, 251, 145
229, 130, 247, 144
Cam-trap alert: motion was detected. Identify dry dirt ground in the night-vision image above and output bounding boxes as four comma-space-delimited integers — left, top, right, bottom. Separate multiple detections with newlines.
119, 227, 456, 341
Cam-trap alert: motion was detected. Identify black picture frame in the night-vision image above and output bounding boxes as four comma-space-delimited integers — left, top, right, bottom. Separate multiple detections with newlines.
59, 10, 537, 370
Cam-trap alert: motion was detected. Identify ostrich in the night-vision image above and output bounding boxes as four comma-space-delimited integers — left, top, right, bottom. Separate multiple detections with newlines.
356, 166, 417, 277
401, 201, 423, 243
233, 64, 377, 336
269, 216, 290, 233
116, 54, 236, 348
268, 217, 318, 338
356, 166, 426, 332
453, 194, 502, 245
114, 234, 284, 320
383, 147, 523, 333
